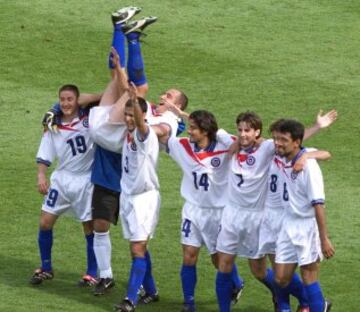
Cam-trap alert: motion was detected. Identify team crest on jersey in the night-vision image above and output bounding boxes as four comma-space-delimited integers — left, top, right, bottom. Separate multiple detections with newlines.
82, 117, 89, 128
246, 155, 256, 166
130, 141, 137, 151
291, 171, 298, 180
211, 157, 221, 167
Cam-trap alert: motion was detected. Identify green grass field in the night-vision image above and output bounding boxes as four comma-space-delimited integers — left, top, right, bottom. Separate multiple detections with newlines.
1, 0, 359, 311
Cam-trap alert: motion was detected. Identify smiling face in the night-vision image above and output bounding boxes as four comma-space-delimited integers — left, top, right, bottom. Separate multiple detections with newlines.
124, 106, 136, 132
237, 121, 260, 148
187, 118, 208, 145
273, 131, 301, 160
59, 90, 79, 121
157, 89, 181, 114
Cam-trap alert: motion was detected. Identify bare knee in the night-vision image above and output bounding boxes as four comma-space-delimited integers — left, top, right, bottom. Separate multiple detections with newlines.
130, 241, 147, 258
93, 219, 111, 233
183, 245, 199, 266
217, 252, 235, 273
82, 221, 94, 235
301, 262, 320, 285
39, 212, 57, 230
248, 258, 267, 281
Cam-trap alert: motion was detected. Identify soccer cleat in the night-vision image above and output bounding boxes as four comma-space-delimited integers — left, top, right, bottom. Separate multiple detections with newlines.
30, 268, 54, 285
231, 284, 244, 305
181, 303, 196, 312
78, 274, 99, 287
296, 305, 310, 312
94, 277, 115, 296
114, 298, 136, 312
138, 291, 159, 304
112, 6, 142, 25
323, 299, 332, 312
122, 16, 158, 35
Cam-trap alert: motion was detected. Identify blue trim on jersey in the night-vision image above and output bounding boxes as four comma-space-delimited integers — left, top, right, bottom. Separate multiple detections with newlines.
91, 146, 122, 192
36, 158, 51, 167
311, 199, 325, 206
291, 147, 306, 166
194, 140, 216, 152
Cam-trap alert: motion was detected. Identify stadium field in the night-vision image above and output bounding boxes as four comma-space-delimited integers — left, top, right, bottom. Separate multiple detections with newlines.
0, 0, 359, 311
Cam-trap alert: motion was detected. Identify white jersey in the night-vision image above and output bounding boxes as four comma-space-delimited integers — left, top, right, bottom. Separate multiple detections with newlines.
228, 139, 275, 210
36, 115, 94, 173
281, 148, 325, 218
121, 127, 160, 195
146, 102, 179, 138
167, 130, 235, 208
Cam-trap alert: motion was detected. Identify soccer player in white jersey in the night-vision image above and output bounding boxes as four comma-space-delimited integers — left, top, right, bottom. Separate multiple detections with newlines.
114, 85, 160, 312
258, 119, 333, 312
272, 119, 334, 312
215, 110, 337, 312
30, 84, 97, 285
166, 110, 243, 312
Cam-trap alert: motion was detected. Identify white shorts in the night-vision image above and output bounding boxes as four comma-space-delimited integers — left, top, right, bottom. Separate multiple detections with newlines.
120, 190, 160, 241
216, 204, 264, 259
258, 207, 284, 255
275, 216, 323, 266
180, 202, 223, 254
89, 105, 126, 153
42, 170, 93, 222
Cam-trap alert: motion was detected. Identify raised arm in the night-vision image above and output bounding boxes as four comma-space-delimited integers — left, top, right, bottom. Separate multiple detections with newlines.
129, 83, 148, 138
111, 47, 129, 96
304, 109, 337, 140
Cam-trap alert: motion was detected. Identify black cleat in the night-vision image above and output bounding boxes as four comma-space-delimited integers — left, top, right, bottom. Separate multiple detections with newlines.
78, 274, 99, 287
324, 299, 332, 312
122, 16, 158, 35
181, 303, 196, 312
112, 7, 142, 25
30, 268, 54, 285
231, 284, 244, 305
114, 298, 136, 312
94, 277, 115, 296
138, 291, 159, 304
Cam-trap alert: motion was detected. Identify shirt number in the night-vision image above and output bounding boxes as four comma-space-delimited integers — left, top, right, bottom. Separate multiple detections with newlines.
192, 172, 209, 191
66, 135, 87, 156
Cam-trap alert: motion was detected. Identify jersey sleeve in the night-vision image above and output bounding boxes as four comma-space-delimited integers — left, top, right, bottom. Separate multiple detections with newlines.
36, 131, 56, 166
134, 126, 158, 154
305, 159, 325, 206
216, 129, 236, 148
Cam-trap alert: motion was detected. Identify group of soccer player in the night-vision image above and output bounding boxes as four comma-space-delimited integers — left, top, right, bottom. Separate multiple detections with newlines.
31, 6, 337, 312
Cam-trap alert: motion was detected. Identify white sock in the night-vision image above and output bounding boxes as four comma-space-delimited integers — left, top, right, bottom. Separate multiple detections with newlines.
94, 231, 113, 279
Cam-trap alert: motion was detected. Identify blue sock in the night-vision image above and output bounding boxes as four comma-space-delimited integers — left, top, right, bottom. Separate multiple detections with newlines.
109, 24, 126, 69
127, 257, 147, 304
85, 233, 97, 277
38, 229, 53, 271
288, 273, 309, 307
273, 282, 291, 312
180, 265, 196, 306
305, 281, 324, 312
126, 34, 147, 86
143, 251, 157, 295
231, 264, 244, 289
261, 268, 276, 296
216, 271, 232, 312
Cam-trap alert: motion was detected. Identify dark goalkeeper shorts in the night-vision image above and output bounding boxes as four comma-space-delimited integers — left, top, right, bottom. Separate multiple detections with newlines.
91, 184, 120, 225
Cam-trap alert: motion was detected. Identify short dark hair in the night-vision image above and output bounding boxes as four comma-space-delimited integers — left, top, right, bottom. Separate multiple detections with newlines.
269, 118, 286, 133
189, 110, 218, 142
236, 111, 262, 137
176, 90, 188, 110
125, 96, 148, 113
277, 119, 305, 143
58, 84, 80, 98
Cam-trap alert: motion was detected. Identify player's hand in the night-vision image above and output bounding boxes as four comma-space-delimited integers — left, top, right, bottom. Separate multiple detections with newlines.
316, 109, 337, 129
228, 139, 241, 156
42, 109, 58, 133
37, 174, 49, 195
321, 236, 335, 259
293, 153, 307, 172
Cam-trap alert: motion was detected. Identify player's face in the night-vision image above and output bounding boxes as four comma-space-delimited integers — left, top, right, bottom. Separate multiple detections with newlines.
157, 89, 180, 114
273, 131, 300, 159
237, 121, 260, 148
188, 119, 207, 144
125, 107, 136, 132
59, 90, 79, 119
